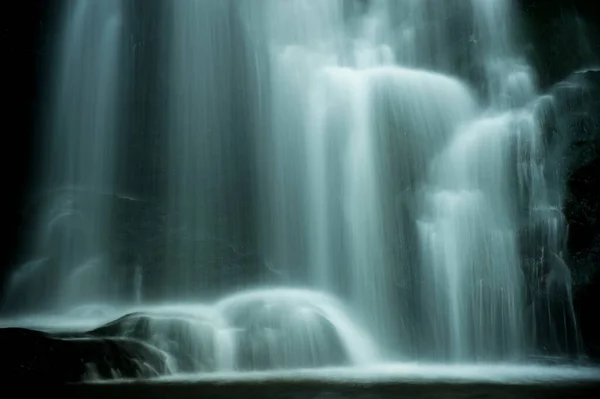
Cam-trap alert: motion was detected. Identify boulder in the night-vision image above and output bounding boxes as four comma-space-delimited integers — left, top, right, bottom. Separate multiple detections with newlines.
225, 299, 349, 370
91, 312, 216, 372
0, 327, 170, 383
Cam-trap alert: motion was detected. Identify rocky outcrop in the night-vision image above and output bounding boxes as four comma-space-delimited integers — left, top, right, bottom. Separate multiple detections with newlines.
0, 327, 171, 383
88, 298, 353, 373
226, 300, 349, 370
566, 157, 600, 359
561, 71, 600, 359
519, 0, 600, 91
91, 312, 216, 372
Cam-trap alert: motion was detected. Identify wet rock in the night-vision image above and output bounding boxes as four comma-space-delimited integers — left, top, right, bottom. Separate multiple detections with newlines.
560, 70, 600, 358
566, 160, 600, 359
225, 300, 349, 370
91, 312, 216, 372
0, 327, 170, 383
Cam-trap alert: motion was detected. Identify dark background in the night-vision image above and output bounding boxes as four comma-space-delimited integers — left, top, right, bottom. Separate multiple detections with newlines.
1, 0, 600, 355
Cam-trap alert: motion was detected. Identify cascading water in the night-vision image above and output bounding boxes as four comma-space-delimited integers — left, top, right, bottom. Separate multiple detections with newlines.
1, 0, 594, 380
165, 0, 259, 299
2, 0, 124, 312
252, 0, 559, 361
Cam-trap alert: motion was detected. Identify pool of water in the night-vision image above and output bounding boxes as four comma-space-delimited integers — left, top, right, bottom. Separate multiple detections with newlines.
66, 380, 600, 399
60, 364, 599, 399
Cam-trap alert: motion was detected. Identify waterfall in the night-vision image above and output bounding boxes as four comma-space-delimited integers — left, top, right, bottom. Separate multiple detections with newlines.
165, 0, 258, 299
2, 0, 124, 312
1, 0, 586, 370
251, 0, 578, 360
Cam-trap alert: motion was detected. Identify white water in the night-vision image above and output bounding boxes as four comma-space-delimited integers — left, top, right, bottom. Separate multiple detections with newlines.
251, 0, 573, 361
0, 288, 377, 373
154, 363, 600, 384
2, 287, 596, 381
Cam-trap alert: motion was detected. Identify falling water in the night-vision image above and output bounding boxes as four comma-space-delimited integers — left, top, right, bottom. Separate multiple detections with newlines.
253, 0, 579, 361
165, 0, 257, 299
0, 0, 587, 373
2, 0, 124, 312
134, 265, 143, 305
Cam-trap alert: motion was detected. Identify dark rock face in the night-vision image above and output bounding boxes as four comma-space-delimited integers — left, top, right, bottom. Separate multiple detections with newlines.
519, 0, 600, 91
566, 154, 600, 359
558, 70, 600, 359
0, 327, 170, 383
